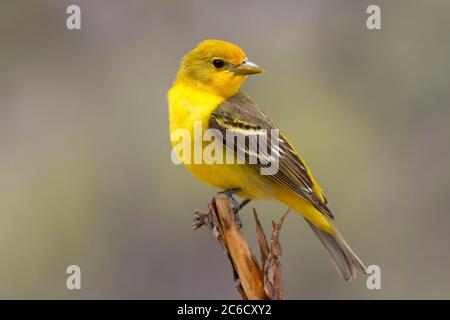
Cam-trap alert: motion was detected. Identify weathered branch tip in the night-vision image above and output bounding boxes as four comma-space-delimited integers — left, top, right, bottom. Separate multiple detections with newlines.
193, 194, 289, 300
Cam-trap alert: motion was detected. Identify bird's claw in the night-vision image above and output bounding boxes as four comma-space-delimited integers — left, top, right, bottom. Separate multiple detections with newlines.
219, 189, 251, 229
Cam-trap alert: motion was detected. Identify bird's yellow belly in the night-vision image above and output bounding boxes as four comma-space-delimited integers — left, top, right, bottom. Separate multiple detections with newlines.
185, 162, 275, 199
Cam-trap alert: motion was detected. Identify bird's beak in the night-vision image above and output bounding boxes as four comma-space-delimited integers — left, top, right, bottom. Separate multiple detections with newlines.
234, 60, 265, 75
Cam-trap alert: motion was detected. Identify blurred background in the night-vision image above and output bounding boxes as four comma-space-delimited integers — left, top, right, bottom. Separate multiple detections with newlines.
1, 0, 449, 299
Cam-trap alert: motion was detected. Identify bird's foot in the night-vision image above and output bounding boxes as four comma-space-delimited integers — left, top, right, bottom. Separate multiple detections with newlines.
219, 189, 251, 228
219, 188, 241, 208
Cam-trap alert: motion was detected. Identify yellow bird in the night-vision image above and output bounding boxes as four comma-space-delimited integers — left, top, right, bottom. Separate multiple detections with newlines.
168, 39, 366, 281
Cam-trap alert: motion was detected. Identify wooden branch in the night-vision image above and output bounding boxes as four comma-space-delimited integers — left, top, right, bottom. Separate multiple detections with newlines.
193, 194, 289, 300
262, 209, 290, 300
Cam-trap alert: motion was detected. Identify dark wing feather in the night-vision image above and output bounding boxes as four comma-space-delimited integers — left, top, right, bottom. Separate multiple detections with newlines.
208, 92, 333, 219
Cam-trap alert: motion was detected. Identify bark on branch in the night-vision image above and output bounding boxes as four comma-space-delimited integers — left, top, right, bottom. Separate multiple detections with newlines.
193, 193, 289, 300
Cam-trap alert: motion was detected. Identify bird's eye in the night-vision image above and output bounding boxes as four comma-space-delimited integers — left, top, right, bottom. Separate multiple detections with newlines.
212, 59, 225, 69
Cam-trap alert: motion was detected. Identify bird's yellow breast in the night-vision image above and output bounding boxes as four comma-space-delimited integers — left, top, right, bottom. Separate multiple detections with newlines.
167, 84, 274, 199
168, 83, 224, 133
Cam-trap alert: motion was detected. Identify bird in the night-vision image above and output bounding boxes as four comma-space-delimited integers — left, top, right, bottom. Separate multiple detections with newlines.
167, 39, 366, 281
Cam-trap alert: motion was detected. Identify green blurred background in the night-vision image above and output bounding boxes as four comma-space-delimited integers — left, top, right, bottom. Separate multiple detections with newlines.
1, 0, 450, 299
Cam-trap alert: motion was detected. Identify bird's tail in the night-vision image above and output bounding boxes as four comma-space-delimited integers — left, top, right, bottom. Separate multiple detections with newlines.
306, 219, 367, 281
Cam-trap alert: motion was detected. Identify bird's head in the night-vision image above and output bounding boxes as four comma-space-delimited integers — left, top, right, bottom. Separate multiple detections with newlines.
175, 39, 264, 98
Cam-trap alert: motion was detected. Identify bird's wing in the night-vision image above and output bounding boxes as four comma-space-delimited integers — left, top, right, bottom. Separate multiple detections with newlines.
208, 92, 333, 219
